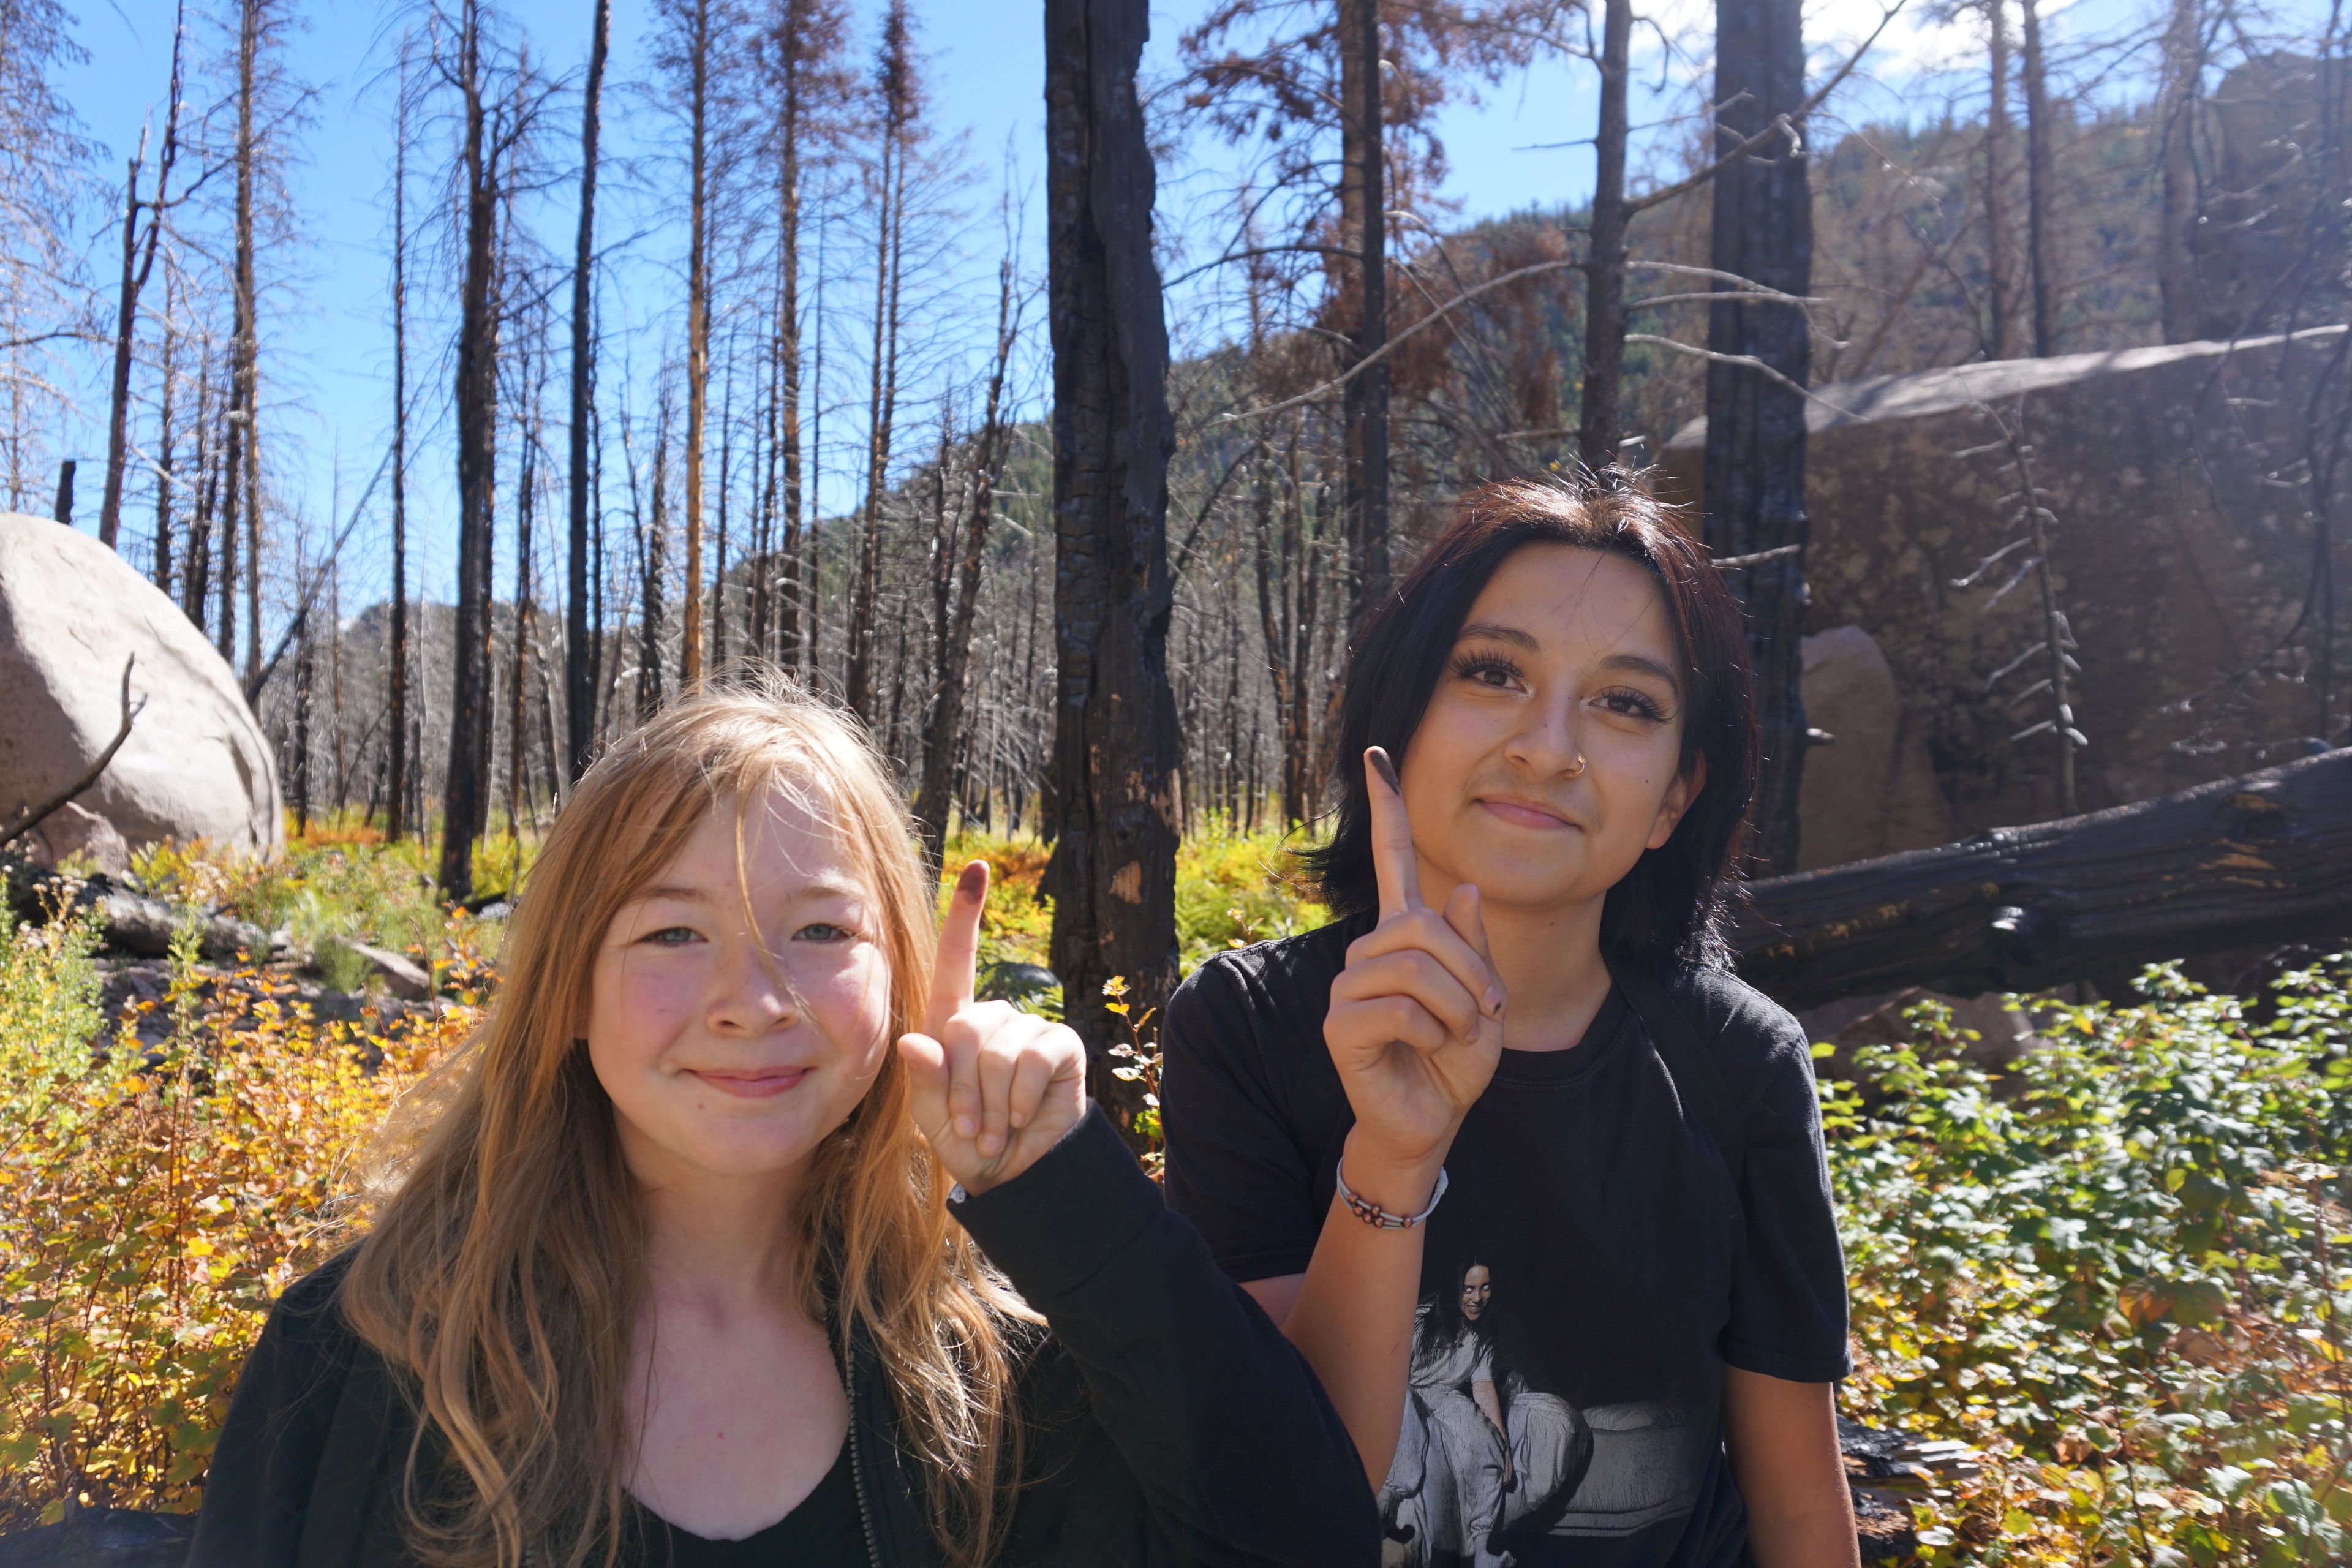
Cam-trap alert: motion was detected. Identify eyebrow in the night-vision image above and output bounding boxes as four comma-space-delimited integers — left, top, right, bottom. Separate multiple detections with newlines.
630, 876, 866, 904
1456, 620, 1539, 650
1454, 624, 1684, 695
1598, 652, 1683, 694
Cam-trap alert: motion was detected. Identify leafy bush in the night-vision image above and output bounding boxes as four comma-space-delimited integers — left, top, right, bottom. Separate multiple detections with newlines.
0, 901, 473, 1529
1831, 962, 2352, 1566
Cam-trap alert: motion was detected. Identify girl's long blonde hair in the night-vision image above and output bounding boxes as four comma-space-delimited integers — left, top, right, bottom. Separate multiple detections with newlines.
339, 678, 1030, 1568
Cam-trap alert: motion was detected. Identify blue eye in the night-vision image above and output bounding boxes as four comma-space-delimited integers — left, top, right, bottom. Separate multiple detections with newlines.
643, 925, 701, 946
796, 922, 854, 943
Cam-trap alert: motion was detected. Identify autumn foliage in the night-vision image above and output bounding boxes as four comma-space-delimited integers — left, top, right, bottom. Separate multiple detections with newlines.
0, 896, 473, 1529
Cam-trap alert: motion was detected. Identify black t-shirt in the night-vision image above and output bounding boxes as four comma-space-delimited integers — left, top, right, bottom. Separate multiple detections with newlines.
625, 1436, 866, 1566
1161, 918, 1850, 1568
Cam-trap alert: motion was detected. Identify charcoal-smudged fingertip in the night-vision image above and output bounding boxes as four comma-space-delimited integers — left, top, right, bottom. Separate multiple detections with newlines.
1368, 747, 1402, 794
956, 860, 988, 899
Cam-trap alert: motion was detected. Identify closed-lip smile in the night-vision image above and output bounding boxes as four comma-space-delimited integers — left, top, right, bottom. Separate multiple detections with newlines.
687, 1066, 813, 1099
1478, 794, 1578, 830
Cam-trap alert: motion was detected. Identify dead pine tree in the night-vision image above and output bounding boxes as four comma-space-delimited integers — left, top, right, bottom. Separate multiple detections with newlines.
913, 239, 1022, 873
437, 0, 529, 903
151, 293, 179, 595
183, 350, 216, 632
1576, 0, 1633, 467
653, 0, 729, 687
763, 0, 848, 673
1702, 0, 1815, 876
1955, 398, 2085, 814
388, 42, 417, 841
1043, 0, 1183, 1140
1337, 0, 1387, 634
845, 1, 917, 724
98, 0, 189, 551
2018, 0, 2058, 354
565, 0, 611, 783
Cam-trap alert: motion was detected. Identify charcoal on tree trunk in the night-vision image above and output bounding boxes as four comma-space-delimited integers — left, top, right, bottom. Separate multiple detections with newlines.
1735, 749, 2352, 1009
1702, 0, 1813, 876
1042, 0, 1182, 1144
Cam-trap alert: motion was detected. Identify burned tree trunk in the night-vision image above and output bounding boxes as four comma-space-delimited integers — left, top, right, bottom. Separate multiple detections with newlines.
2019, 0, 2058, 356
440, 0, 502, 903
1734, 748, 2352, 1010
388, 62, 415, 840
1338, 0, 1388, 637
1576, 0, 1632, 469
913, 252, 1016, 875
1703, 0, 1813, 876
566, 0, 609, 782
1043, 0, 1182, 1140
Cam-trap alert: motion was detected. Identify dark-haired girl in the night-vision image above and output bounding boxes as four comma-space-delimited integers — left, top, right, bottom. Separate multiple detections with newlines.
1163, 477, 1855, 1567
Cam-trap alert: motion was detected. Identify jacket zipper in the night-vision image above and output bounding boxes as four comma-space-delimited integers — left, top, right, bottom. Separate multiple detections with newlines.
843, 1338, 884, 1568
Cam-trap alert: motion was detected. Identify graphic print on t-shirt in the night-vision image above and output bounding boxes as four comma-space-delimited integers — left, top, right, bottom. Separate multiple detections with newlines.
1159, 919, 1853, 1568
1379, 1249, 1713, 1568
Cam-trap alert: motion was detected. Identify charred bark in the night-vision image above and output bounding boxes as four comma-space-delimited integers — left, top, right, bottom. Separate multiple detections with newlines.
1735, 750, 2352, 1010
439, 0, 503, 902
1576, 0, 1632, 469
1043, 0, 1182, 1140
566, 0, 610, 782
1338, 0, 1388, 637
1702, 0, 1813, 876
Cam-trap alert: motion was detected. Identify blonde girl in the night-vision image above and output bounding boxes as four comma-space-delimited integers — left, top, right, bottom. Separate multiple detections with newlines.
190, 682, 1373, 1567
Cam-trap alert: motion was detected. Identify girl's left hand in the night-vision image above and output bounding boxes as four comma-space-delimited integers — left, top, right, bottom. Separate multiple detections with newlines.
898, 861, 1089, 1195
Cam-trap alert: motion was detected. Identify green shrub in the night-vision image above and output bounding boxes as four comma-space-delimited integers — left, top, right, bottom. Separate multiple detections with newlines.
1831, 960, 2352, 1565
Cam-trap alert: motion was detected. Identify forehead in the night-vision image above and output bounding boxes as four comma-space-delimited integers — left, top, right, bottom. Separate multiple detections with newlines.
651, 781, 868, 892
1461, 543, 1675, 660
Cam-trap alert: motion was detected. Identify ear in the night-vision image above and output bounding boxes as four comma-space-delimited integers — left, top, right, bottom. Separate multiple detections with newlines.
1645, 752, 1708, 851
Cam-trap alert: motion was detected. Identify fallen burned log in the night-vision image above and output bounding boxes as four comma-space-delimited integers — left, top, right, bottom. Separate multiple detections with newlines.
1735, 748, 2352, 1010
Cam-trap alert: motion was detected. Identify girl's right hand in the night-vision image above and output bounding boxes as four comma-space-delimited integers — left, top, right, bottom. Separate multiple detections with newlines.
1323, 747, 1506, 1208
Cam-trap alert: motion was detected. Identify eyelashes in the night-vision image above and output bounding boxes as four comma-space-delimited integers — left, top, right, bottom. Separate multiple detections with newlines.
1447, 652, 1670, 722
1449, 652, 1522, 687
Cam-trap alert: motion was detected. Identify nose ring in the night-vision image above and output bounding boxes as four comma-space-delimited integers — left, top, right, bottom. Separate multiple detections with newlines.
1565, 753, 1587, 777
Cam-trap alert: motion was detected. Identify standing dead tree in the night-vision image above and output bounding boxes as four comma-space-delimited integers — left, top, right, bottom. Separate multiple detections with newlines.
913, 237, 1023, 873
388, 40, 418, 840
1702, 0, 1815, 876
1955, 398, 2085, 816
845, 0, 918, 723
98, 1, 190, 551
565, 0, 611, 783
1044, 0, 1183, 1138
434, 0, 541, 902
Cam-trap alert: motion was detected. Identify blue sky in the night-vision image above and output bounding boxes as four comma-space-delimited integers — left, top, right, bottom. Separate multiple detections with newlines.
47, 0, 2163, 618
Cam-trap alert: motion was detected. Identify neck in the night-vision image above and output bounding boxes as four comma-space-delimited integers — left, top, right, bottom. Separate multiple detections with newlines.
628, 1142, 810, 1311
1417, 867, 1613, 1054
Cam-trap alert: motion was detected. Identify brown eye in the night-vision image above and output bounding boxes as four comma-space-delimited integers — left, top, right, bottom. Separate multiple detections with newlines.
1599, 689, 1667, 722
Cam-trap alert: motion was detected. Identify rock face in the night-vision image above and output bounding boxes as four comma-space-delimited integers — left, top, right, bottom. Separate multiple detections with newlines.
1796, 626, 1956, 871
1664, 331, 2352, 832
0, 514, 281, 855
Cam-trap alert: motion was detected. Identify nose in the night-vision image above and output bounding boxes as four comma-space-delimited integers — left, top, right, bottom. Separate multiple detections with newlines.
705, 928, 799, 1037
1504, 690, 1584, 780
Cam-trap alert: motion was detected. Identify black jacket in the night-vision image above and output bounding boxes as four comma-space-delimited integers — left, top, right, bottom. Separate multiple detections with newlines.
187, 1107, 1378, 1567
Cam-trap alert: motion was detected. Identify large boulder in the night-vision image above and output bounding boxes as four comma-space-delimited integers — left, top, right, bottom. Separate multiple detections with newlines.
1796, 625, 1956, 871
0, 514, 282, 855
1663, 330, 2352, 832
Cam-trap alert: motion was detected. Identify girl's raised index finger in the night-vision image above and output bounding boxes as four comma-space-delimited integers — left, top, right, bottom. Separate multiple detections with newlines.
925, 859, 989, 1039
1365, 747, 1423, 919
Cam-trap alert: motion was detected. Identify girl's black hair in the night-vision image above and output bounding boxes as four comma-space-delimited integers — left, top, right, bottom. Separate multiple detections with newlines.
1303, 473, 1760, 970
1416, 1256, 1497, 1360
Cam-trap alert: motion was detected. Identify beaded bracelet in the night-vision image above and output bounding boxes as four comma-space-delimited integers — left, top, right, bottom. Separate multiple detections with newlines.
1335, 1163, 1449, 1229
